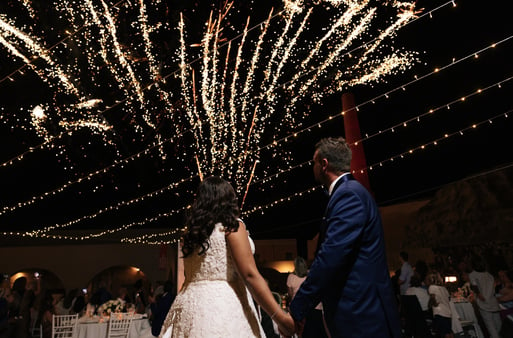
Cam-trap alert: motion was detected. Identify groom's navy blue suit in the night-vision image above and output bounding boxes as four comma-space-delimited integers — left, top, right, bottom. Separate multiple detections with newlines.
289, 174, 401, 338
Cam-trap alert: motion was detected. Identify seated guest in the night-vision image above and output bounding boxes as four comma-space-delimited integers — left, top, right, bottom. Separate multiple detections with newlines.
90, 280, 112, 310
496, 269, 513, 301
133, 279, 147, 314
72, 292, 86, 316
0, 295, 8, 338
39, 291, 56, 338
426, 271, 453, 338
117, 287, 131, 304
55, 289, 78, 315
469, 255, 502, 338
405, 272, 430, 312
150, 280, 175, 337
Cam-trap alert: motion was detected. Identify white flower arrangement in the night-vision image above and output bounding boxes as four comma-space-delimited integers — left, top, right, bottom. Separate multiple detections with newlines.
97, 299, 125, 315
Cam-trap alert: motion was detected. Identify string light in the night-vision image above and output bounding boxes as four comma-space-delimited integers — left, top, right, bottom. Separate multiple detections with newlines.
24, 176, 196, 236
364, 109, 512, 172
0, 0, 428, 215
2, 51, 507, 232
29, 98, 510, 244
0, 0, 480, 244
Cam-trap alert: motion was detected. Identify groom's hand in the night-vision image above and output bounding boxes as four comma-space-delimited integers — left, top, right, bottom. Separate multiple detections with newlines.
294, 318, 305, 336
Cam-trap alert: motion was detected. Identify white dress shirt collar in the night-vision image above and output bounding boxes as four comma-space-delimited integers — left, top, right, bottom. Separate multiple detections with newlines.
328, 173, 350, 196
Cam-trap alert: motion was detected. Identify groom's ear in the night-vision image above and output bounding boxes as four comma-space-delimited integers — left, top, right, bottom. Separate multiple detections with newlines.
321, 158, 329, 172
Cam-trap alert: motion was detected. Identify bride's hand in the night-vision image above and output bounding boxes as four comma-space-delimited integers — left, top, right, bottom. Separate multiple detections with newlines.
276, 312, 295, 337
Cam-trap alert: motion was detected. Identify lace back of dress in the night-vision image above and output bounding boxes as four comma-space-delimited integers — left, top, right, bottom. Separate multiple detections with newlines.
184, 223, 237, 283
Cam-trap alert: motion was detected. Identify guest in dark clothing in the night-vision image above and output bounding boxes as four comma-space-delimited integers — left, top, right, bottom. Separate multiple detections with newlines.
415, 260, 429, 287
90, 280, 112, 309
72, 291, 86, 315
133, 279, 148, 315
151, 280, 175, 337
39, 291, 55, 338
0, 297, 8, 338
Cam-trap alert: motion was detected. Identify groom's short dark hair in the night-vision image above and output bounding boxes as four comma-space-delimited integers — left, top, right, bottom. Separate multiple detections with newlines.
315, 137, 351, 173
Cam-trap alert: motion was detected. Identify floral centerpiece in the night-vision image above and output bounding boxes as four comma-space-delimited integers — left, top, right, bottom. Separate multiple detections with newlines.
97, 299, 126, 315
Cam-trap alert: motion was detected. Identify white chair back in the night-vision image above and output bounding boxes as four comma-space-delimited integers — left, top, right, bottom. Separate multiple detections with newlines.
107, 312, 133, 338
52, 314, 78, 338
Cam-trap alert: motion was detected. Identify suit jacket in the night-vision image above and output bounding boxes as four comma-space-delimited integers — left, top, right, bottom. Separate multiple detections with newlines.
289, 174, 401, 338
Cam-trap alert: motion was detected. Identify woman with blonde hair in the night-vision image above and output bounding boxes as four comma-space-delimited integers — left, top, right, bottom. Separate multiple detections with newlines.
426, 271, 453, 338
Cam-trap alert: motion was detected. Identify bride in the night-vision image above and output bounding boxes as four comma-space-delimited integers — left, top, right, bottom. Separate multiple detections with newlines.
159, 176, 295, 338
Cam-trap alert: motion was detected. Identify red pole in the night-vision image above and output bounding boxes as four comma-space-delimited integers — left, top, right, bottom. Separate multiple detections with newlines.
342, 92, 373, 195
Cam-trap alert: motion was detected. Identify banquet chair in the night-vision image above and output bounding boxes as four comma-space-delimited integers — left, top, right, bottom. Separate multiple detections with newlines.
460, 319, 480, 338
31, 323, 42, 338
52, 314, 78, 338
30, 308, 42, 338
400, 295, 431, 338
107, 312, 134, 338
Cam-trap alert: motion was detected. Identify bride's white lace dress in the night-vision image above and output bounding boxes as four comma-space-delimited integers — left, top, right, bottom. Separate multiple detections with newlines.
159, 223, 266, 338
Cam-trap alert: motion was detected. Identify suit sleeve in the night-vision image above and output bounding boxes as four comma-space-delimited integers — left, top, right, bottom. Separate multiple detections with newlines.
289, 188, 366, 321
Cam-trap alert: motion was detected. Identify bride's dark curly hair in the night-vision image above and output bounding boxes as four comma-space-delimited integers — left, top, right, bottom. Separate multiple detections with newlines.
181, 176, 240, 257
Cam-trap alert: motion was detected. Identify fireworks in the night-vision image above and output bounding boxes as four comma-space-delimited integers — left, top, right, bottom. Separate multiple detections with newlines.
0, 0, 419, 237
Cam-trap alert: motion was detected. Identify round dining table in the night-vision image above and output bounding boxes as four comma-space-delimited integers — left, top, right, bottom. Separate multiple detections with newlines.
449, 299, 485, 338
75, 314, 154, 338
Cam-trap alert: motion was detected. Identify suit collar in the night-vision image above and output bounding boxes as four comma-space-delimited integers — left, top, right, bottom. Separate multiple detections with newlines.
328, 173, 353, 196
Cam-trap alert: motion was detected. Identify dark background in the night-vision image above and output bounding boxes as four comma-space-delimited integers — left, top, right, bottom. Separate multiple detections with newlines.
0, 0, 512, 244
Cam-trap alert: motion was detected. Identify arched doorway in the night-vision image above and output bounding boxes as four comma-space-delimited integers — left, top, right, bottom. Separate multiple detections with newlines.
9, 268, 64, 292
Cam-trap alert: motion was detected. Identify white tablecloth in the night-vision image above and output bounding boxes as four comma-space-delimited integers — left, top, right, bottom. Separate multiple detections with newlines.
74, 317, 153, 338
450, 300, 484, 338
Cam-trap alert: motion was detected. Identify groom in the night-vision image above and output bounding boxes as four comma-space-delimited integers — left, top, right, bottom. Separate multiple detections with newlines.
289, 137, 401, 338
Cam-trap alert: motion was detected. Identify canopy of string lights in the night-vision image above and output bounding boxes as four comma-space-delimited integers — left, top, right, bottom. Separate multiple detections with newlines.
0, 0, 512, 245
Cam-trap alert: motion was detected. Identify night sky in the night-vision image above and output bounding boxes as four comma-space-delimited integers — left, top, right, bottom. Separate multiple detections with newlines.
0, 0, 512, 243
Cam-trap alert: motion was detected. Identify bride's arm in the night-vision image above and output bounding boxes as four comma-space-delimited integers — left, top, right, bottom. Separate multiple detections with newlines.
226, 221, 295, 336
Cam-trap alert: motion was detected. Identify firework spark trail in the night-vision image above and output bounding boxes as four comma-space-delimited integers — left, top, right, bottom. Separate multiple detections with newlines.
333, 4, 418, 88
58, 120, 112, 132
175, 0, 417, 194
228, 17, 251, 168
200, 11, 214, 122
345, 54, 413, 87
210, 13, 223, 166
20, 0, 37, 18
219, 41, 232, 164
289, 8, 376, 108
266, 8, 312, 106
137, 0, 174, 110
292, 0, 369, 85
84, 0, 158, 136
240, 9, 273, 119
0, 17, 81, 97
179, 14, 202, 162
135, 0, 175, 157
0, 34, 30, 63
99, 0, 147, 111
0, 0, 420, 234
360, 3, 416, 62
234, 10, 273, 180
234, 8, 312, 187
178, 14, 204, 173
191, 70, 205, 171
229, 7, 299, 186
259, 8, 296, 97
199, 11, 221, 168
84, 0, 135, 111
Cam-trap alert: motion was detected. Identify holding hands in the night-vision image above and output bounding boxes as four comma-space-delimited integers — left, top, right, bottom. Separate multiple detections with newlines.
274, 310, 296, 337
